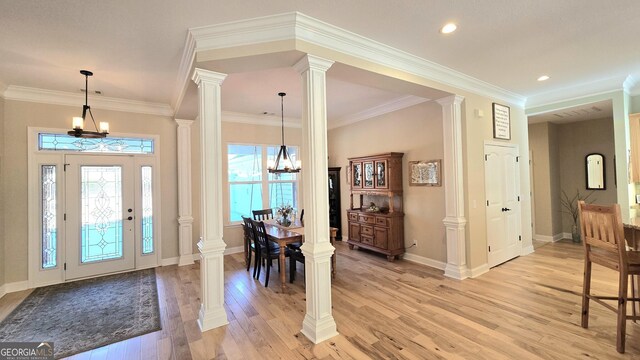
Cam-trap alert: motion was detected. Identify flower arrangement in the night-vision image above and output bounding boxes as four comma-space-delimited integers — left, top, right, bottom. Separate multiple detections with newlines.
276, 204, 294, 226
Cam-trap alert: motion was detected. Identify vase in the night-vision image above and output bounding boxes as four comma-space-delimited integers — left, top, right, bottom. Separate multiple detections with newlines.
571, 224, 581, 243
279, 214, 291, 227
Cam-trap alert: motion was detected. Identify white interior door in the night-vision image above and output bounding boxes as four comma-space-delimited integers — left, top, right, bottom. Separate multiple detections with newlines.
485, 144, 522, 268
65, 155, 135, 280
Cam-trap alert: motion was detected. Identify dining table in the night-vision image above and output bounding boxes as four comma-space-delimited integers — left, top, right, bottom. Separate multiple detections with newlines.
257, 218, 337, 293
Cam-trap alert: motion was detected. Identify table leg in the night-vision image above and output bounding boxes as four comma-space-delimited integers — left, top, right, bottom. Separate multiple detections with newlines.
280, 244, 287, 293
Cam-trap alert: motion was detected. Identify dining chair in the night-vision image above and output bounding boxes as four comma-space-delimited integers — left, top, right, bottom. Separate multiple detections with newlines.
251, 219, 289, 287
252, 208, 273, 221
242, 216, 260, 279
300, 209, 304, 222
579, 201, 640, 353
289, 228, 338, 283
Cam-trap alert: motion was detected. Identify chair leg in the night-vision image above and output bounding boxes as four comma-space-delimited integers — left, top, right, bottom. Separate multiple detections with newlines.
617, 270, 629, 354
246, 249, 252, 272
581, 259, 592, 328
265, 258, 271, 287
254, 252, 261, 279
632, 275, 637, 324
290, 257, 296, 283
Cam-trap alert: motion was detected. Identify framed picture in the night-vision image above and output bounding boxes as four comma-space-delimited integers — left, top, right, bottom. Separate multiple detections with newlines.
492, 103, 511, 140
409, 159, 441, 186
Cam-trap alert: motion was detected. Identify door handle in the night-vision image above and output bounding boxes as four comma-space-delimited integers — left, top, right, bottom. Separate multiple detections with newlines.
127, 216, 133, 221
504, 208, 511, 212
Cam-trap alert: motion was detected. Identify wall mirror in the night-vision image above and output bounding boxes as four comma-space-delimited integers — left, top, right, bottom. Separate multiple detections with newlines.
586, 153, 605, 190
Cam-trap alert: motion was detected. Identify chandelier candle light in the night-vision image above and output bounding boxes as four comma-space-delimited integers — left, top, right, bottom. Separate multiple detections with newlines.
68, 70, 109, 138
267, 92, 301, 173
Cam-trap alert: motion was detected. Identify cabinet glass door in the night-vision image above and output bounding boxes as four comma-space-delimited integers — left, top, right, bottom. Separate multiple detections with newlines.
375, 160, 387, 188
352, 162, 362, 188
363, 161, 374, 188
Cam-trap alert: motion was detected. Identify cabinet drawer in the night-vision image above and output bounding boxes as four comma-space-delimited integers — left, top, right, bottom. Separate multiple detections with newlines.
361, 225, 374, 236
361, 235, 374, 245
375, 216, 387, 226
348, 213, 358, 221
358, 214, 375, 224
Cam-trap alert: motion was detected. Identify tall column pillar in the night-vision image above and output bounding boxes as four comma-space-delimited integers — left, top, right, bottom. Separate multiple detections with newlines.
436, 95, 469, 280
292, 54, 338, 344
192, 68, 229, 331
176, 119, 195, 266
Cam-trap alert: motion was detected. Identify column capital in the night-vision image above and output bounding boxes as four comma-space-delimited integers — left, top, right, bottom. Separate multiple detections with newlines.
192, 68, 227, 86
293, 54, 335, 74
175, 118, 194, 127
436, 94, 465, 107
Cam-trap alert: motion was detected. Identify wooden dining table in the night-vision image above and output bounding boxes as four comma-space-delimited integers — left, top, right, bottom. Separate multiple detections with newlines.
258, 219, 337, 292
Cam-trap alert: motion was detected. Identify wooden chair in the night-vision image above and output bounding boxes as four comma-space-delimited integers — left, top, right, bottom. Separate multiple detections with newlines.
289, 228, 338, 283
252, 208, 273, 221
242, 216, 260, 279
579, 201, 640, 353
251, 219, 289, 287
300, 209, 304, 222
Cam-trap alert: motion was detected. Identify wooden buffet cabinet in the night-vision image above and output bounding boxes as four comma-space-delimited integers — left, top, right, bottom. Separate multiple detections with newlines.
346, 152, 404, 261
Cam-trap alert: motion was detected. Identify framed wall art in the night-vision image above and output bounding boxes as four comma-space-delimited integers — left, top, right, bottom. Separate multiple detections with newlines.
409, 159, 441, 186
492, 102, 511, 140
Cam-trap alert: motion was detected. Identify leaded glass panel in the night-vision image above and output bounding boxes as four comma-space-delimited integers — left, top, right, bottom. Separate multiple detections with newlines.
81, 166, 124, 263
41, 165, 57, 269
39, 133, 153, 154
141, 166, 154, 254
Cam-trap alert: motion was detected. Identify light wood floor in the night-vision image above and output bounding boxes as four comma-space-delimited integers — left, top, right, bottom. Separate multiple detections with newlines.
2, 240, 640, 359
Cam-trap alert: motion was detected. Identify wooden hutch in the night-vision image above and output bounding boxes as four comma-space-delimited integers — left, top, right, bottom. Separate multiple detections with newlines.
346, 152, 404, 261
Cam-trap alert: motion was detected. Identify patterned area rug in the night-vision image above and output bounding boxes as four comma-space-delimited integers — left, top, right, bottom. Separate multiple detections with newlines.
0, 269, 161, 359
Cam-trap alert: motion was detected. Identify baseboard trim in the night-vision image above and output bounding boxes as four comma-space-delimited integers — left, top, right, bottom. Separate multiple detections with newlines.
0, 280, 29, 299
522, 245, 535, 255
163, 246, 245, 267
534, 233, 564, 243
402, 253, 446, 271
469, 264, 490, 278
562, 232, 572, 240
0, 284, 5, 299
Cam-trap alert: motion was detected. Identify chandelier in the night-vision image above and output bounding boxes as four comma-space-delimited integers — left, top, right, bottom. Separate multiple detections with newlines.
267, 92, 301, 173
68, 70, 109, 138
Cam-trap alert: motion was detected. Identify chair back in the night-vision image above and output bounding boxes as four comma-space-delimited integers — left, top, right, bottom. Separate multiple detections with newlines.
251, 219, 270, 251
300, 209, 304, 222
253, 208, 273, 221
578, 201, 628, 269
241, 216, 254, 243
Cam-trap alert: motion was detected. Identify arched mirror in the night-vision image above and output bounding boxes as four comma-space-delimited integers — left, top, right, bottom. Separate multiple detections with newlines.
586, 153, 605, 190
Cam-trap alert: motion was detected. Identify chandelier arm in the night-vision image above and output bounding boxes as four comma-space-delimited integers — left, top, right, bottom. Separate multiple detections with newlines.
87, 107, 99, 132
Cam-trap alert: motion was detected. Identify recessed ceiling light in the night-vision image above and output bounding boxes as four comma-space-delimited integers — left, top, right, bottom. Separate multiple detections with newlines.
537, 75, 550, 82
440, 23, 457, 34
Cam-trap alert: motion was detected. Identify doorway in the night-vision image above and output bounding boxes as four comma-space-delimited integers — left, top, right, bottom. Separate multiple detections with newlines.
485, 143, 522, 267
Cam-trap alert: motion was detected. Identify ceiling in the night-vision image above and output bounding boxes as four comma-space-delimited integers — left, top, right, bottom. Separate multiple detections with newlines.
528, 99, 613, 124
1, 0, 639, 119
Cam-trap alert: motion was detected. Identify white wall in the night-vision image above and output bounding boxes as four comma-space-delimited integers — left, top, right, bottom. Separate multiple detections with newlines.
0, 96, 5, 288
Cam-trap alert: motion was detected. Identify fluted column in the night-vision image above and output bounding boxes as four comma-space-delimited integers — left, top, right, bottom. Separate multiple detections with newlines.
176, 119, 195, 266
192, 68, 228, 331
292, 54, 338, 344
436, 95, 469, 280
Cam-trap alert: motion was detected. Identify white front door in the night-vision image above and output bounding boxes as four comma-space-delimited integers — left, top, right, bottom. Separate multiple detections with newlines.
485, 144, 522, 268
64, 155, 135, 280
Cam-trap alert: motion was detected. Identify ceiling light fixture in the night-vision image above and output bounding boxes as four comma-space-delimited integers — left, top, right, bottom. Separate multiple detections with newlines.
68, 70, 109, 138
267, 92, 301, 173
537, 75, 550, 82
440, 23, 457, 34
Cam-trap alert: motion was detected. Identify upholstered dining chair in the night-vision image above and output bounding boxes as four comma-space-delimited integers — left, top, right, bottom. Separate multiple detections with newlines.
250, 219, 289, 287
242, 216, 260, 279
579, 201, 640, 353
252, 208, 273, 221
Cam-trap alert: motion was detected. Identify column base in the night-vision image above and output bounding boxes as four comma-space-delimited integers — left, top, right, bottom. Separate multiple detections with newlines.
444, 264, 469, 280
197, 304, 229, 332
301, 314, 338, 344
178, 254, 195, 266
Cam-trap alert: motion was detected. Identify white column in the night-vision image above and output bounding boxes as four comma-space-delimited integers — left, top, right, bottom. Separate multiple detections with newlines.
436, 95, 469, 280
192, 68, 229, 331
176, 119, 195, 266
293, 54, 338, 344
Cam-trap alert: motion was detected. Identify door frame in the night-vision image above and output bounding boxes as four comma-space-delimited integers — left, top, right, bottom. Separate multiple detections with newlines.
483, 141, 523, 267
27, 127, 162, 289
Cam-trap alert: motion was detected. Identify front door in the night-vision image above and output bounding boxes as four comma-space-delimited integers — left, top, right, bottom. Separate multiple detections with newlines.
65, 155, 135, 280
485, 144, 522, 268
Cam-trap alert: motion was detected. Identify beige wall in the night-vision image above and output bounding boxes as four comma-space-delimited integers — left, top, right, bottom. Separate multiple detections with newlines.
631, 94, 640, 114
529, 123, 557, 237
328, 102, 446, 262
3, 100, 178, 283
190, 120, 302, 251
0, 96, 5, 287
558, 118, 617, 232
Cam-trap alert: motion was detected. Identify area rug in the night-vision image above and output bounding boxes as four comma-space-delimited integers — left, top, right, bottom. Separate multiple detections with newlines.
0, 269, 161, 359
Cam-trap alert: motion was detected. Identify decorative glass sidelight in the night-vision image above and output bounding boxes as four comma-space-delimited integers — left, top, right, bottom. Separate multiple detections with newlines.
80, 166, 124, 263
38, 133, 153, 154
141, 166, 154, 254
41, 165, 57, 269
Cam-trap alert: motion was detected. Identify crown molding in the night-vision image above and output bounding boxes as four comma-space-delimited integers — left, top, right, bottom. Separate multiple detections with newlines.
222, 111, 301, 128
329, 95, 428, 130
525, 75, 631, 111
172, 31, 197, 113
185, 12, 526, 108
624, 74, 640, 96
3, 85, 174, 117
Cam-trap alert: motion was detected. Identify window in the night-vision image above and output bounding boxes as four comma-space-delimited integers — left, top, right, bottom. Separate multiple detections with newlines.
228, 144, 299, 223
141, 166, 154, 254
41, 165, 57, 269
38, 133, 154, 154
